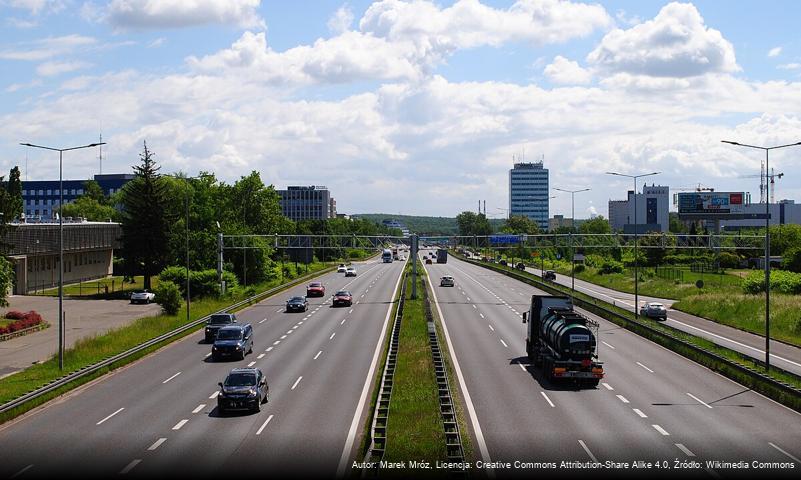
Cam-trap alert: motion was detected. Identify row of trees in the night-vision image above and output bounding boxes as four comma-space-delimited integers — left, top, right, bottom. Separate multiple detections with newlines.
455, 211, 613, 237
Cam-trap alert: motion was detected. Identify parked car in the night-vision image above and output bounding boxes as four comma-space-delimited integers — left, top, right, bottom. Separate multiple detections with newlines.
515, 263, 526, 271
332, 290, 353, 307
640, 302, 668, 320
337, 264, 347, 273
130, 290, 155, 304
217, 367, 269, 414
425, 258, 433, 264
345, 266, 357, 277
543, 270, 557, 281
499, 259, 507, 266
286, 296, 309, 312
306, 282, 325, 297
440, 276, 455, 287
212, 324, 253, 361
205, 313, 237, 343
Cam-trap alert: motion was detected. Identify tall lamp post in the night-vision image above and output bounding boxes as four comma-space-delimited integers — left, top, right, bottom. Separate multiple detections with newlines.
722, 140, 801, 372
553, 187, 590, 301
20, 141, 105, 370
606, 171, 660, 319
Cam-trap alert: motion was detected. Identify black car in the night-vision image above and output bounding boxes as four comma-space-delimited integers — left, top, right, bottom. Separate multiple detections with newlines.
286, 296, 309, 312
543, 270, 557, 281
205, 313, 238, 343
515, 262, 526, 271
499, 259, 508, 266
217, 367, 269, 414
212, 324, 253, 361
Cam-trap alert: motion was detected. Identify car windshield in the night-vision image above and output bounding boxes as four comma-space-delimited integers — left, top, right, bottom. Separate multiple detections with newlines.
289, 297, 305, 303
650, 303, 664, 308
336, 291, 351, 296
208, 314, 233, 325
309, 283, 322, 287
224, 373, 257, 387
216, 329, 243, 340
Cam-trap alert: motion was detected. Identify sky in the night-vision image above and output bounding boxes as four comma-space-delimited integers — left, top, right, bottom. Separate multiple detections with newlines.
2, 0, 801, 220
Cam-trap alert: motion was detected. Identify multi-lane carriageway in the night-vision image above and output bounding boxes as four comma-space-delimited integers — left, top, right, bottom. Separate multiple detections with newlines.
0, 258, 406, 479
423, 251, 801, 478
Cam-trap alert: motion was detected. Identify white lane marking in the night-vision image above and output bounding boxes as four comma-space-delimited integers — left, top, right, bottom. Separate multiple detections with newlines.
769, 442, 801, 463
10, 465, 33, 479
266, 346, 274, 352
500, 339, 509, 348
633, 408, 648, 418
488, 324, 495, 332
291, 376, 303, 390
205, 353, 211, 358
341, 318, 347, 325
330, 332, 336, 340
292, 325, 299, 329
273, 341, 281, 345
281, 334, 288, 339
601, 341, 616, 350
461, 291, 466, 295
119, 459, 141, 475
338, 260, 407, 478
421, 262, 494, 477
259, 318, 267, 324
602, 383, 614, 391
286, 330, 293, 335
314, 350, 322, 360
519, 363, 527, 372
652, 424, 670, 436
248, 361, 256, 367
256, 415, 274, 435
472, 304, 477, 309
466, 297, 471, 301
687, 392, 713, 409
348, 309, 353, 314
675, 443, 695, 457
360, 294, 364, 298
616, 395, 630, 404
172, 419, 189, 430
304, 316, 310, 320
479, 313, 485, 319
192, 404, 206, 414
636, 362, 654, 373
540, 392, 555, 408
298, 321, 304, 325
147, 438, 167, 451
162, 372, 181, 384
257, 353, 265, 359
209, 391, 219, 399
275, 308, 283, 313
96, 407, 125, 425
578, 440, 598, 463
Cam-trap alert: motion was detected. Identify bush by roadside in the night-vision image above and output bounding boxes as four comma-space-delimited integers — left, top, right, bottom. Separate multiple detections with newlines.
742, 269, 801, 294
154, 281, 183, 315
0, 311, 44, 335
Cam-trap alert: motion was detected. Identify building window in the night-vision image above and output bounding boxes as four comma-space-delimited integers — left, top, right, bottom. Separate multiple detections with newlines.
38, 189, 43, 195
47, 189, 52, 195
77, 189, 83, 195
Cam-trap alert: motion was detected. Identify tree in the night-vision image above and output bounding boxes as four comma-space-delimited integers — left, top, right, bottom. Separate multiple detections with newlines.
5, 166, 22, 221
82, 180, 106, 204
669, 212, 686, 233
501, 215, 540, 234
456, 211, 492, 236
0, 256, 13, 306
119, 142, 175, 290
61, 196, 118, 221
578, 216, 611, 235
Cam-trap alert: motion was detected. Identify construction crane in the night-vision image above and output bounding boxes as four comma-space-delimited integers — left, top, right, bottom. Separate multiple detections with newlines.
740, 163, 783, 203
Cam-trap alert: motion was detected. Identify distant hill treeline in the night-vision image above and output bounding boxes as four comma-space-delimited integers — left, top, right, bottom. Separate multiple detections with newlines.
354, 213, 505, 236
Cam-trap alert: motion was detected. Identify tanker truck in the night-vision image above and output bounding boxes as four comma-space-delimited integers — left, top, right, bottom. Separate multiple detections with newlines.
522, 295, 604, 386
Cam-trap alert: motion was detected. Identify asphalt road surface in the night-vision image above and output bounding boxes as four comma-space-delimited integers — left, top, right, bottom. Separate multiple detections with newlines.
423, 251, 801, 479
0, 258, 406, 479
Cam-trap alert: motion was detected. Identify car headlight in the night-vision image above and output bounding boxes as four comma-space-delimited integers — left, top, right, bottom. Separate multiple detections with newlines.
248, 388, 258, 397
212, 346, 218, 351
235, 345, 242, 350
218, 391, 225, 398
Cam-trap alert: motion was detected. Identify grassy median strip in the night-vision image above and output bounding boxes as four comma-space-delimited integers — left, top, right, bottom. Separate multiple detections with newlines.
0, 262, 333, 423
382, 265, 447, 465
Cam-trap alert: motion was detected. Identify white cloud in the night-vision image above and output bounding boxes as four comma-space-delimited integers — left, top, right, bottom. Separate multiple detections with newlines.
615, 9, 641, 27
2, 0, 66, 15
148, 37, 165, 48
544, 56, 592, 85
327, 4, 354, 34
0, 34, 96, 61
105, 0, 265, 30
36, 60, 91, 76
588, 2, 738, 78
768, 46, 782, 57
5, 16, 38, 28
778, 63, 801, 70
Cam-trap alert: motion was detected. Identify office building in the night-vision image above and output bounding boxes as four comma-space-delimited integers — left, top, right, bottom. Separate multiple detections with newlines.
509, 161, 549, 230
608, 200, 629, 232
22, 173, 134, 220
608, 184, 670, 233
717, 200, 801, 230
278, 186, 337, 221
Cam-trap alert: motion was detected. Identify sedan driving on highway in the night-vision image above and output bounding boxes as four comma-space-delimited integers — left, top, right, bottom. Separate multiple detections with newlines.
205, 313, 238, 343
440, 276, 454, 287
130, 290, 155, 304
306, 282, 325, 297
286, 296, 309, 312
337, 264, 347, 273
543, 270, 557, 281
640, 302, 668, 320
212, 324, 253, 361
332, 290, 353, 307
345, 266, 357, 277
217, 367, 269, 414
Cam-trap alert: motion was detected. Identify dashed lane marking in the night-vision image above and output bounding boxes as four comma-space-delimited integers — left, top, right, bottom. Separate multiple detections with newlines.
248, 361, 256, 367
172, 419, 189, 431
488, 325, 494, 331
314, 351, 322, 360
256, 415, 274, 435
500, 339, 509, 348
633, 408, 647, 418
257, 354, 265, 359
147, 438, 167, 451
675, 444, 695, 457
10, 465, 33, 479
540, 392, 555, 408
162, 372, 181, 384
652, 424, 670, 436
636, 362, 654, 373
96, 407, 125, 425
330, 332, 336, 340
119, 459, 141, 475
687, 392, 713, 409
209, 391, 219, 399
291, 376, 303, 390
601, 341, 616, 350
769, 443, 801, 463
192, 404, 206, 414
616, 395, 630, 404
578, 440, 598, 463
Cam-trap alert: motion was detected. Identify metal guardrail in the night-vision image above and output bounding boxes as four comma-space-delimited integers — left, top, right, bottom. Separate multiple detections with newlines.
460, 255, 801, 411
362, 272, 407, 475
422, 278, 467, 477
0, 265, 337, 416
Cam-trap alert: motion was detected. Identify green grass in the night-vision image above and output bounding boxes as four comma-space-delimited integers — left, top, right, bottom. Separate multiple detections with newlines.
0, 262, 333, 421
382, 265, 447, 468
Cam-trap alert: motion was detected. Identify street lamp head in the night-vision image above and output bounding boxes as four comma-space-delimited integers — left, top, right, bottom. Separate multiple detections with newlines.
721, 140, 740, 146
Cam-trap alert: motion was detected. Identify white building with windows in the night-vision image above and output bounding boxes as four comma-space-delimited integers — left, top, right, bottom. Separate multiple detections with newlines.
608, 184, 670, 233
509, 161, 549, 230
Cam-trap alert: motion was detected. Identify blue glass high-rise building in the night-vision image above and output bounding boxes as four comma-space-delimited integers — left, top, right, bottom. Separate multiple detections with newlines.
509, 161, 549, 230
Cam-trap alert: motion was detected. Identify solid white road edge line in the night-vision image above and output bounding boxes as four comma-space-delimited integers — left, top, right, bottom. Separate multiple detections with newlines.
769, 442, 801, 463
424, 263, 494, 478
540, 392, 555, 408
336, 262, 405, 479
96, 407, 125, 426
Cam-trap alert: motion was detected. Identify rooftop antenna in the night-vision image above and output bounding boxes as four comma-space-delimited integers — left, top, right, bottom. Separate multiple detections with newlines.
98, 132, 103, 175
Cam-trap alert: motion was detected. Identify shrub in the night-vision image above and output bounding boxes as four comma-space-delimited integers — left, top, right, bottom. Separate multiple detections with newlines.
0, 311, 43, 335
718, 252, 741, 269
743, 269, 801, 294
154, 281, 183, 316
5, 310, 25, 320
158, 266, 238, 298
782, 247, 801, 273
599, 260, 624, 275
573, 264, 586, 273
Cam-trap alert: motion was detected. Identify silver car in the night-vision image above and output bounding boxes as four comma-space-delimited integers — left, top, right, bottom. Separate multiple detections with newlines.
640, 302, 667, 320
440, 276, 454, 287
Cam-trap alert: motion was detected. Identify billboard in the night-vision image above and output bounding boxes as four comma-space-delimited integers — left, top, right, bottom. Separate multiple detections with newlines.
677, 192, 746, 215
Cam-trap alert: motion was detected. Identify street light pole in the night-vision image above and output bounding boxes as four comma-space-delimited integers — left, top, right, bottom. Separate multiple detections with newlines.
20, 141, 105, 370
722, 139, 801, 372
553, 188, 590, 302
606, 171, 660, 320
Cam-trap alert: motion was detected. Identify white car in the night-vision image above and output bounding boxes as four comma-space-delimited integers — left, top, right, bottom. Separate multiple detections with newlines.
130, 290, 156, 304
440, 276, 455, 287
337, 264, 347, 273
345, 267, 357, 277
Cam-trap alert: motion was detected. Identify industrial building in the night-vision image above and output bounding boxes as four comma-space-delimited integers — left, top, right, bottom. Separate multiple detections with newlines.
607, 184, 670, 233
22, 173, 134, 221
509, 161, 549, 230
277, 186, 337, 221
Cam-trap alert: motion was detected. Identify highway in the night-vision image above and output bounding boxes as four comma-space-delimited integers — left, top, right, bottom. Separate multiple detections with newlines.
0, 258, 406, 478
423, 251, 801, 478
520, 263, 801, 376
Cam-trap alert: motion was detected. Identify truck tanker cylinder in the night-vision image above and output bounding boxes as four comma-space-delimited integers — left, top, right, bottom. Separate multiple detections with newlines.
539, 311, 596, 359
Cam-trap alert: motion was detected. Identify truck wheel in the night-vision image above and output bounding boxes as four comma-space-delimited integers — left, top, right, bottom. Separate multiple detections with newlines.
585, 379, 601, 388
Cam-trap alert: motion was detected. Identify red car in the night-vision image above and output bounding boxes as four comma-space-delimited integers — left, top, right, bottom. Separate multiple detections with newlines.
332, 290, 353, 307
306, 282, 325, 297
